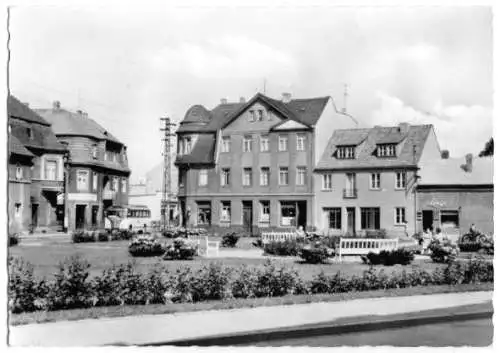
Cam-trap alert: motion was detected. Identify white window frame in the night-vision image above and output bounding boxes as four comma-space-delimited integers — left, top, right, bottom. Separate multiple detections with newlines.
249, 110, 256, 122
121, 178, 127, 193
221, 136, 230, 153
44, 159, 58, 181
325, 207, 342, 229
221, 168, 230, 186
278, 135, 288, 151
395, 171, 407, 189
220, 201, 231, 223
93, 172, 98, 191
92, 145, 98, 159
296, 166, 306, 186
185, 137, 192, 154
199, 169, 208, 186
322, 174, 332, 190
296, 134, 306, 151
337, 146, 355, 159
77, 170, 89, 191
258, 109, 264, 121
260, 167, 270, 186
259, 201, 270, 223
242, 167, 252, 186
279, 167, 289, 185
395, 207, 406, 225
113, 177, 119, 191
243, 136, 252, 152
260, 136, 269, 152
15, 165, 23, 180
370, 173, 381, 189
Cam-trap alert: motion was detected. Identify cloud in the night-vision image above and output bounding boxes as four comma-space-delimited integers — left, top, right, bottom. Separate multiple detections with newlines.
151, 36, 298, 81
371, 92, 492, 157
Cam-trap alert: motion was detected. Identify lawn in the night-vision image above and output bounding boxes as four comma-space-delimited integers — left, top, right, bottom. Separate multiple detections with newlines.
10, 236, 450, 280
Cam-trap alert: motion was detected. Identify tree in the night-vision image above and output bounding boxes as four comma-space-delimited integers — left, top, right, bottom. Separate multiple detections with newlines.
441, 150, 449, 159
479, 138, 493, 157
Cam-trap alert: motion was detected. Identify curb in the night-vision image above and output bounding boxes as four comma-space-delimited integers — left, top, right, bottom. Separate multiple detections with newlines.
138, 309, 492, 347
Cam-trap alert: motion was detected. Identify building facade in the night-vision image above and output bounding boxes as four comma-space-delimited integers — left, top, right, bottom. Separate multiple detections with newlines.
8, 96, 67, 233
417, 155, 494, 239
36, 101, 130, 231
175, 93, 357, 234
313, 123, 442, 237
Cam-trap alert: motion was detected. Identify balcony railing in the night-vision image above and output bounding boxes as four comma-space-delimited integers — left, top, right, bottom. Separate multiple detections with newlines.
343, 188, 358, 199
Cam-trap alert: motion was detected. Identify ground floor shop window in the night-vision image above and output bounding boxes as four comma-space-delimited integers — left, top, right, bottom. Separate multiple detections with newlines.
220, 201, 231, 223
440, 210, 459, 230
361, 207, 380, 230
197, 202, 211, 226
325, 207, 341, 229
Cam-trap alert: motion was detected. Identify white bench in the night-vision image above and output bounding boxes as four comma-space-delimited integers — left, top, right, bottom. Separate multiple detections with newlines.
261, 232, 301, 244
187, 235, 220, 257
336, 238, 399, 261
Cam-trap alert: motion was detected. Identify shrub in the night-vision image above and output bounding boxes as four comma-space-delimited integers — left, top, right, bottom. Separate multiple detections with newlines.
162, 228, 178, 238
221, 232, 240, 248
252, 238, 263, 248
97, 230, 109, 242
119, 230, 134, 241
8, 257, 48, 313
362, 249, 415, 266
263, 239, 303, 256
72, 230, 96, 243
429, 240, 460, 263
128, 235, 165, 257
299, 243, 334, 264
163, 238, 197, 260
231, 265, 260, 298
9, 234, 20, 247
190, 263, 233, 301
46, 255, 93, 310
253, 260, 307, 297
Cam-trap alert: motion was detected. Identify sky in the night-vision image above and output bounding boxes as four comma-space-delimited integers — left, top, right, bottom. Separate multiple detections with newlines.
9, 4, 493, 182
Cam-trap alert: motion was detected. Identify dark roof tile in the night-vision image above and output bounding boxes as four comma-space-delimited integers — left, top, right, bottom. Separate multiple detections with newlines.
9, 135, 34, 157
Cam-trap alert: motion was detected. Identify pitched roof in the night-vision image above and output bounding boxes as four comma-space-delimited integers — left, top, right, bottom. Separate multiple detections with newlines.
9, 135, 34, 157
175, 134, 216, 165
8, 96, 51, 126
374, 126, 408, 144
419, 156, 493, 186
36, 107, 122, 144
315, 124, 433, 170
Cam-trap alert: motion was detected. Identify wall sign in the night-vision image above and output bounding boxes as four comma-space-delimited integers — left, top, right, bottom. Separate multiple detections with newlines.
428, 199, 446, 208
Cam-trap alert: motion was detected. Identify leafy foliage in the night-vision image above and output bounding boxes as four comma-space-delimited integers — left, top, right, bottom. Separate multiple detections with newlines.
163, 238, 197, 260
429, 240, 460, 263
362, 249, 415, 266
479, 137, 493, 157
299, 243, 335, 264
128, 235, 165, 257
72, 230, 97, 243
221, 232, 240, 248
263, 239, 304, 256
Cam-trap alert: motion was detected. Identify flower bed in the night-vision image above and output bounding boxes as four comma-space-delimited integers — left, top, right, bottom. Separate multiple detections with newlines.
72, 230, 97, 243
362, 249, 415, 266
299, 242, 335, 264
263, 239, 305, 256
429, 240, 460, 263
8, 256, 494, 314
128, 235, 165, 257
163, 238, 197, 260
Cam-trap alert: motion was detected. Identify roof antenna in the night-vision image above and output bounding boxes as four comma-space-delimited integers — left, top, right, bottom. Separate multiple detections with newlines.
342, 83, 349, 114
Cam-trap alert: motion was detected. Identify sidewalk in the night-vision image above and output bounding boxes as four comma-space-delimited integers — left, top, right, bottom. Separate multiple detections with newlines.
9, 291, 492, 346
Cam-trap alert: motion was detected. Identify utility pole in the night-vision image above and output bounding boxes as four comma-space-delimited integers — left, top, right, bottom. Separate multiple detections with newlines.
160, 117, 176, 232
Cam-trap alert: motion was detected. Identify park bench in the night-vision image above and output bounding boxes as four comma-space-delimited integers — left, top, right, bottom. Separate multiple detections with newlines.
336, 238, 399, 261
261, 231, 302, 244
187, 235, 220, 257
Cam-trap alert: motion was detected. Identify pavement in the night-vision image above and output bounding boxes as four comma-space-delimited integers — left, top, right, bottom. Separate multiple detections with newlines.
9, 290, 492, 346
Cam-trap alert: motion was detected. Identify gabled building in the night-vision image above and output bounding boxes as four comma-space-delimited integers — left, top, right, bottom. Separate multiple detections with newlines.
8, 96, 67, 233
314, 123, 442, 237
175, 93, 357, 233
36, 101, 130, 230
417, 155, 493, 238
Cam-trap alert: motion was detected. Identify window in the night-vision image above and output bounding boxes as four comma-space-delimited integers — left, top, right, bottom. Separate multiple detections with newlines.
337, 146, 355, 159
197, 202, 211, 226
322, 174, 332, 190
45, 160, 57, 180
27, 127, 33, 140
121, 178, 127, 193
92, 145, 98, 159
14, 203, 22, 217
221, 136, 230, 153
15, 165, 23, 180
243, 136, 252, 152
185, 137, 192, 154
260, 167, 270, 186
296, 166, 306, 186
440, 210, 460, 229
220, 201, 231, 223
325, 208, 341, 229
278, 135, 288, 151
280, 201, 297, 226
242, 168, 252, 186
395, 171, 407, 189
113, 177, 119, 191
249, 110, 256, 122
260, 136, 269, 152
370, 173, 381, 189
221, 168, 230, 186
377, 144, 396, 157
77, 170, 89, 191
199, 169, 208, 186
361, 208, 380, 230
259, 201, 270, 223
8, 124, 12, 134
395, 207, 406, 225
93, 173, 98, 191
258, 110, 264, 121
296, 134, 306, 151
279, 167, 289, 185
113, 153, 117, 162
104, 152, 108, 161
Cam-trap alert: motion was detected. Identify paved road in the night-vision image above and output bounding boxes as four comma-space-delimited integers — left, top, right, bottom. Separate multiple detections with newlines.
250, 318, 493, 347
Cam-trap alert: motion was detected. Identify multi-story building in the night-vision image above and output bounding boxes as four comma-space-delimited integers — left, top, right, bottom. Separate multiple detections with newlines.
36, 101, 130, 230
313, 123, 442, 237
8, 96, 67, 233
175, 93, 357, 233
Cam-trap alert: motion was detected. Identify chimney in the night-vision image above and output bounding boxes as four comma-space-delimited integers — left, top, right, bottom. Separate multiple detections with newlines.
282, 92, 292, 103
220, 98, 228, 105
465, 153, 473, 172
239, 97, 246, 103
52, 101, 61, 110
398, 122, 410, 134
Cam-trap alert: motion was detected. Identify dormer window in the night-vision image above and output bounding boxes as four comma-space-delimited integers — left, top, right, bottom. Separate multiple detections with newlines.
249, 110, 256, 122
336, 146, 355, 159
377, 144, 396, 157
258, 110, 264, 121
26, 127, 33, 140
92, 145, 98, 159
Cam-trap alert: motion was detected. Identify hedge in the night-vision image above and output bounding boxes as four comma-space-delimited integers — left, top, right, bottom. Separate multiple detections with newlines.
8, 256, 493, 314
